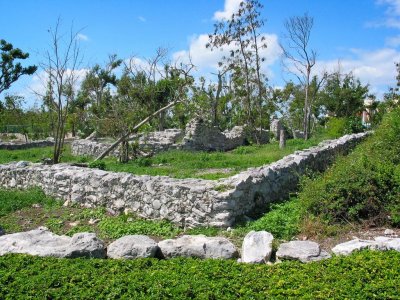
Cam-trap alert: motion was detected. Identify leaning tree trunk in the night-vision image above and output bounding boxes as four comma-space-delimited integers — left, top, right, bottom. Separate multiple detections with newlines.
94, 100, 181, 161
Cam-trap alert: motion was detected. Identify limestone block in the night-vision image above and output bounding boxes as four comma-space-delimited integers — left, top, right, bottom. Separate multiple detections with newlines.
107, 235, 159, 259
158, 235, 238, 259
241, 231, 274, 264
276, 240, 331, 263
0, 228, 105, 258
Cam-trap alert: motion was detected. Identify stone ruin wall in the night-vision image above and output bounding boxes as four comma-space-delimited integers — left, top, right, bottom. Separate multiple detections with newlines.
71, 119, 269, 157
0, 140, 54, 150
0, 132, 369, 228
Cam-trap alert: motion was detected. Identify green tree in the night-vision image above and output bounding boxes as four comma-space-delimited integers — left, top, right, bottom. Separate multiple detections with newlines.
0, 39, 37, 95
207, 0, 269, 140
319, 71, 369, 118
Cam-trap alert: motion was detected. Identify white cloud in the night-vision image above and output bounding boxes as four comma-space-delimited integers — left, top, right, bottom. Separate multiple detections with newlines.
138, 16, 146, 22
315, 48, 400, 97
172, 33, 282, 80
28, 68, 89, 101
76, 33, 89, 41
368, 0, 400, 28
386, 34, 400, 46
213, 0, 243, 21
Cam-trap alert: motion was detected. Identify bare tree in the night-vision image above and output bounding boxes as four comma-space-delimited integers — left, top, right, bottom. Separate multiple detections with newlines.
40, 19, 83, 163
281, 13, 316, 140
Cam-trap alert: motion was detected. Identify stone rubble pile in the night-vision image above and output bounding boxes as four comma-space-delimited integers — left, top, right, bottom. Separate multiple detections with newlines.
71, 118, 269, 157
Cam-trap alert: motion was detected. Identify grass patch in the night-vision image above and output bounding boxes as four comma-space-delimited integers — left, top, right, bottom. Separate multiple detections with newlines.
0, 251, 399, 299
0, 188, 60, 217
0, 144, 79, 165
0, 135, 328, 180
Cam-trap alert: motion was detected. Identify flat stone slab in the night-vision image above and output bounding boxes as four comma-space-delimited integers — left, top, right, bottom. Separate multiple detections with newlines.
332, 237, 400, 255
158, 235, 238, 259
276, 240, 331, 263
375, 236, 400, 251
241, 231, 274, 264
0, 227, 106, 258
107, 235, 159, 259
332, 239, 383, 256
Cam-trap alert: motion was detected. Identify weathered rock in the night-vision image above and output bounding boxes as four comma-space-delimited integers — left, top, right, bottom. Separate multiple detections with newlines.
384, 229, 395, 236
0, 228, 105, 258
276, 241, 331, 263
375, 236, 400, 251
65, 232, 106, 258
107, 235, 159, 259
16, 161, 30, 168
332, 237, 400, 256
241, 231, 274, 263
331, 239, 384, 256
158, 235, 238, 259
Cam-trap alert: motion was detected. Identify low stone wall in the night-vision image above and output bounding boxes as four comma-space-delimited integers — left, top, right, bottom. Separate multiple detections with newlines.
71, 119, 269, 157
0, 140, 54, 150
0, 132, 369, 228
71, 139, 120, 157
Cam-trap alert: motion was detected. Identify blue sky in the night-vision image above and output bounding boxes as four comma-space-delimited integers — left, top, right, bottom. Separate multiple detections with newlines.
1, 0, 400, 107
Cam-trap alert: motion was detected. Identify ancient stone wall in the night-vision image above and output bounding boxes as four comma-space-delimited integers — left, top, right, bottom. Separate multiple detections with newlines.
0, 140, 54, 150
0, 132, 369, 228
71, 119, 270, 157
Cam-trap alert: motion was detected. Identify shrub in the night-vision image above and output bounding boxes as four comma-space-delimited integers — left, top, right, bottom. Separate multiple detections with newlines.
88, 160, 106, 170
299, 108, 400, 227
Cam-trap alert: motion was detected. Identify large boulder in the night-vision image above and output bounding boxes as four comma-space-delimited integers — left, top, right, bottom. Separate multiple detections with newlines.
107, 235, 159, 259
241, 231, 274, 264
276, 241, 331, 263
158, 235, 238, 259
0, 227, 105, 258
64, 232, 106, 258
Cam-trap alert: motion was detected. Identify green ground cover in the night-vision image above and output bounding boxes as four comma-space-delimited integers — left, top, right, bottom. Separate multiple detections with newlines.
0, 251, 399, 299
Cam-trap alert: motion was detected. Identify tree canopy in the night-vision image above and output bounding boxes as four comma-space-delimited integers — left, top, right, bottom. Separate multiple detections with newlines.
0, 39, 37, 95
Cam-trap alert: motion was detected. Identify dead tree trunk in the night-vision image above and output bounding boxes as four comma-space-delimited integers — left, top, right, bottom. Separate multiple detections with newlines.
94, 100, 181, 161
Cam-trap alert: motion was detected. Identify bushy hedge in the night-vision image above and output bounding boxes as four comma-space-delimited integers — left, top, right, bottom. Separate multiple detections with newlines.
299, 108, 400, 226
0, 251, 399, 299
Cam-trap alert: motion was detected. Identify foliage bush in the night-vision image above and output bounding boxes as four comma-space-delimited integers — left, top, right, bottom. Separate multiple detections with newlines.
88, 160, 106, 170
299, 108, 400, 227
325, 116, 364, 138
0, 251, 399, 299
234, 199, 302, 240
